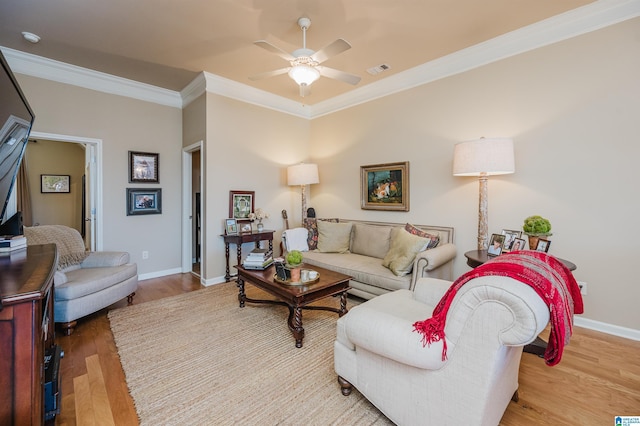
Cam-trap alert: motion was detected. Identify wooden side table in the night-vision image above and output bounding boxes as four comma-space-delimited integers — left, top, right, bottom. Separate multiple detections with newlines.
221, 230, 275, 281
463, 249, 577, 357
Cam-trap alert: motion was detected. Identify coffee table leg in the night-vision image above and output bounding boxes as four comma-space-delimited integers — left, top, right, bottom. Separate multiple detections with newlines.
338, 291, 348, 316
237, 277, 246, 308
288, 307, 305, 348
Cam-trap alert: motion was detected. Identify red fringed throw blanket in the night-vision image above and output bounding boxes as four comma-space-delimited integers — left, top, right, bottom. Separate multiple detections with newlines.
413, 251, 584, 366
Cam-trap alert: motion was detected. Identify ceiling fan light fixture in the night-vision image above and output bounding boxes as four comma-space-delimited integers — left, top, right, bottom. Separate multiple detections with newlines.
288, 64, 320, 86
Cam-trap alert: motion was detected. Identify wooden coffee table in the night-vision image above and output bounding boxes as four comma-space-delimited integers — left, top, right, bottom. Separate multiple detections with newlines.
235, 264, 351, 348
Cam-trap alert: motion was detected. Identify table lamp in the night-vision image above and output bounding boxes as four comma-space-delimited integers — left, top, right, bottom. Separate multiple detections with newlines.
453, 138, 515, 250
287, 163, 319, 222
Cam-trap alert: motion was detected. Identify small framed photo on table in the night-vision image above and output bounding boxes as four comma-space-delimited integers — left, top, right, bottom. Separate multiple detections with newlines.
239, 222, 252, 233
225, 218, 237, 235
488, 233, 505, 256
501, 229, 522, 252
536, 238, 551, 253
511, 238, 527, 251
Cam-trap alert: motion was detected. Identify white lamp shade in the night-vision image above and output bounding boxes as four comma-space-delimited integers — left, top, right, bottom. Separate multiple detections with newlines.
453, 138, 515, 176
288, 65, 320, 86
287, 163, 319, 186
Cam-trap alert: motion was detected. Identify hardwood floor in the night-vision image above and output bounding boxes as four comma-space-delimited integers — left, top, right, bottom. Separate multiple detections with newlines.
54, 273, 640, 425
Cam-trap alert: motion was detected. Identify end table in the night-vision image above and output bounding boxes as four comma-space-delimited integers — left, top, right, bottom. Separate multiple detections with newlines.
221, 230, 275, 281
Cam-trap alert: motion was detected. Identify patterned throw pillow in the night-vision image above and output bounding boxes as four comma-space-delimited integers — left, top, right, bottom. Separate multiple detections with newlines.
404, 223, 440, 249
303, 218, 339, 250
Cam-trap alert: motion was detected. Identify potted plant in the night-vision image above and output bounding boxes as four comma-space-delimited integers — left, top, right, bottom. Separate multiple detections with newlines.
286, 249, 304, 282
522, 215, 552, 249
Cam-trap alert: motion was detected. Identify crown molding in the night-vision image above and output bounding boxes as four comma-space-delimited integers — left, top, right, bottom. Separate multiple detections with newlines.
2, 0, 638, 118
0, 46, 183, 108
308, 0, 640, 118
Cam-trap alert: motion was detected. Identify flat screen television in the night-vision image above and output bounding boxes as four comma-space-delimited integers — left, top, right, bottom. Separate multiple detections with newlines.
0, 49, 35, 232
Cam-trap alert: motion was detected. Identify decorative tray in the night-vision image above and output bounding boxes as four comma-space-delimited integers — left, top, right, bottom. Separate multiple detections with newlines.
273, 269, 320, 286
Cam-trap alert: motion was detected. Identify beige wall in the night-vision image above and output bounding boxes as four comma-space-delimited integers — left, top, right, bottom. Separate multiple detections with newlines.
310, 18, 640, 330
16, 75, 183, 276
25, 140, 85, 231
201, 93, 310, 279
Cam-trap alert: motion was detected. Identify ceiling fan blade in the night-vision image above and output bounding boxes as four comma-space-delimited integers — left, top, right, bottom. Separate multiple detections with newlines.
317, 66, 361, 85
299, 83, 311, 98
311, 39, 351, 64
254, 40, 295, 62
249, 67, 290, 81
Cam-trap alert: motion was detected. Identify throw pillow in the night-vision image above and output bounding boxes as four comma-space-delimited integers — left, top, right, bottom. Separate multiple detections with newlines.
317, 221, 353, 253
303, 218, 339, 250
382, 227, 429, 276
405, 223, 440, 249
350, 223, 392, 259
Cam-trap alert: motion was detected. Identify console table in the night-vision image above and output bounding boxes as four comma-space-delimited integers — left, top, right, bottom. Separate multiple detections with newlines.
463, 249, 577, 357
0, 244, 58, 425
221, 230, 275, 281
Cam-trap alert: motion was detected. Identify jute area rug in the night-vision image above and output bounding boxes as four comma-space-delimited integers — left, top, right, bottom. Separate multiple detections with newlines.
108, 282, 394, 425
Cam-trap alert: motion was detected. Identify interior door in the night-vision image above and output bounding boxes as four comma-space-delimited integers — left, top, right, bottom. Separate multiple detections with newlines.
84, 144, 96, 251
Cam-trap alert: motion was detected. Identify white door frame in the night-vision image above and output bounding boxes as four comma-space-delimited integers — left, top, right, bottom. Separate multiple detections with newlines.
30, 131, 103, 250
182, 141, 203, 278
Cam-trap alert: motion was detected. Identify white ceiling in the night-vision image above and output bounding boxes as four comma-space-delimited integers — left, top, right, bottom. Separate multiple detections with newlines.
0, 0, 632, 106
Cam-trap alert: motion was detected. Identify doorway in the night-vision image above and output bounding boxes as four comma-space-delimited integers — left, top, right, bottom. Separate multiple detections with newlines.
28, 131, 102, 250
182, 141, 203, 279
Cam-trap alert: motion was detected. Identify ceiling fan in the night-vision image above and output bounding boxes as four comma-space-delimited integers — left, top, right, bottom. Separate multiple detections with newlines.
250, 17, 361, 97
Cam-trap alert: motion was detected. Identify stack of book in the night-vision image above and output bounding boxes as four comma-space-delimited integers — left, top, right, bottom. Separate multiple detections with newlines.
0, 235, 27, 252
243, 248, 273, 270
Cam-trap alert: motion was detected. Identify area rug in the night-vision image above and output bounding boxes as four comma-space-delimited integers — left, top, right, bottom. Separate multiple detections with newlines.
108, 282, 393, 425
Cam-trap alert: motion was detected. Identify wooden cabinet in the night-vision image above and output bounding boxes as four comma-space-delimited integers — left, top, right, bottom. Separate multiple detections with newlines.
0, 244, 57, 426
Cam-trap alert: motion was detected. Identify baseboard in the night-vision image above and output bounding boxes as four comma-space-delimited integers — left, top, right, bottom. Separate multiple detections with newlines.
138, 267, 183, 281
574, 316, 640, 342
202, 276, 228, 287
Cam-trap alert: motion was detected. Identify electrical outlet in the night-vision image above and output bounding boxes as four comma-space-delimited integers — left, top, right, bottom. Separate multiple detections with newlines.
142, 251, 149, 260
578, 281, 587, 295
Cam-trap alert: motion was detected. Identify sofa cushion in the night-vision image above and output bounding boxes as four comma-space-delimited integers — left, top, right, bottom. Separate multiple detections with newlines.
382, 228, 429, 276
317, 221, 353, 253
303, 251, 410, 292
303, 218, 339, 250
55, 263, 138, 300
350, 223, 393, 259
405, 223, 440, 249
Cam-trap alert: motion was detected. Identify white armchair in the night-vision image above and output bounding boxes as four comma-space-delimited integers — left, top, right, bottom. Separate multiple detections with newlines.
334, 275, 551, 425
24, 225, 138, 335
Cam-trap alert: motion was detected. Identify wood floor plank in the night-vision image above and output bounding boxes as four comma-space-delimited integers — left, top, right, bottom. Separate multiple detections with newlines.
85, 354, 115, 426
72, 374, 95, 426
54, 273, 640, 425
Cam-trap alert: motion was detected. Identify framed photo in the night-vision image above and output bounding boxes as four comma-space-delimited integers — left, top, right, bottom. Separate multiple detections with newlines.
239, 222, 253, 233
536, 238, 551, 253
126, 188, 162, 215
129, 151, 159, 183
225, 218, 238, 235
501, 229, 522, 252
41, 174, 70, 193
229, 190, 254, 221
361, 161, 409, 211
512, 238, 527, 251
488, 233, 505, 256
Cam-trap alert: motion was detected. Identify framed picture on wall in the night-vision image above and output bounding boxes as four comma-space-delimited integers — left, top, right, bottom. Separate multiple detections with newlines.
361, 162, 409, 211
129, 151, 159, 183
41, 174, 70, 193
229, 190, 254, 222
126, 188, 162, 215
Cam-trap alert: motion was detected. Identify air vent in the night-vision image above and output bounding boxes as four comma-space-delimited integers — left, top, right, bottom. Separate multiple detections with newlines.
366, 64, 391, 76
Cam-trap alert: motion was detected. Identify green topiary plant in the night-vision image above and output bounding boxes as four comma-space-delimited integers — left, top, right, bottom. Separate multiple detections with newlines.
522, 215, 552, 236
286, 250, 303, 267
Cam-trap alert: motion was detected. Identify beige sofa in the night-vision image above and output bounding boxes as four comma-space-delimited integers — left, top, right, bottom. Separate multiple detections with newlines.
301, 219, 456, 299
